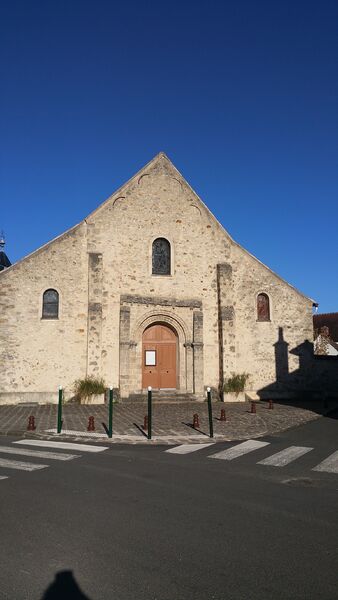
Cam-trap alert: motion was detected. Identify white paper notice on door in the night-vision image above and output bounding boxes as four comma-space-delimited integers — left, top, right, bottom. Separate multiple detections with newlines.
145, 350, 156, 366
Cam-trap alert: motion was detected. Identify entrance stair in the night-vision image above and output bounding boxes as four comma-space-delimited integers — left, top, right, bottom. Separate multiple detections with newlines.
127, 391, 202, 403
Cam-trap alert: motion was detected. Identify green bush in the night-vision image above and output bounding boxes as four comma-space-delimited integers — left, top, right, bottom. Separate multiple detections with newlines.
223, 373, 249, 396
73, 376, 106, 400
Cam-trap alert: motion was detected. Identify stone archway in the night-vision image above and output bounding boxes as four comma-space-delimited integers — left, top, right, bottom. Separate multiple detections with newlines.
119, 305, 204, 400
134, 311, 189, 393
142, 323, 178, 390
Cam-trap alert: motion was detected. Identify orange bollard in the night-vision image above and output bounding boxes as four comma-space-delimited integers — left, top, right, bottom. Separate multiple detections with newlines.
250, 401, 256, 414
87, 416, 95, 431
193, 413, 200, 429
268, 400, 273, 410
220, 409, 226, 421
27, 415, 36, 431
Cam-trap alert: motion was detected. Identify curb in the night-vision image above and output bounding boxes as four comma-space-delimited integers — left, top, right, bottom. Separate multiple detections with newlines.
0, 403, 336, 446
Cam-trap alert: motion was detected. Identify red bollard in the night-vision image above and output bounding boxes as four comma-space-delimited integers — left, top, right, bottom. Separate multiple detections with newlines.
220, 409, 226, 422
87, 416, 95, 432
143, 415, 148, 431
193, 413, 200, 429
250, 401, 256, 414
27, 415, 36, 431
268, 399, 273, 410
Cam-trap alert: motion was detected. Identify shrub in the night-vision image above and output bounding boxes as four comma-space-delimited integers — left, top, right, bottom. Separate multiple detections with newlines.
73, 376, 106, 401
223, 373, 250, 396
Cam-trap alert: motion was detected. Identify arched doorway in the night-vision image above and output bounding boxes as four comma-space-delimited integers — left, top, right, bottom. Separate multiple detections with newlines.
142, 323, 178, 390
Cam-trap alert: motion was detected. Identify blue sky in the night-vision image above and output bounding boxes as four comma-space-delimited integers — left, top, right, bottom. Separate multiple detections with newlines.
1, 0, 337, 312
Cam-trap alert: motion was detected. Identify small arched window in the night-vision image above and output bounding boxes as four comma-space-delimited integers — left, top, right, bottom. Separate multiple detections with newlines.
257, 293, 270, 321
152, 238, 171, 275
42, 289, 59, 319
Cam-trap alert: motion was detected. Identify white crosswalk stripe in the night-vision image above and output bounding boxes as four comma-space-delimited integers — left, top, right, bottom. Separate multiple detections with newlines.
258, 446, 313, 467
0, 446, 79, 461
13, 440, 108, 453
312, 450, 338, 474
166, 443, 215, 455
210, 439, 270, 461
0, 458, 48, 471
0, 439, 108, 481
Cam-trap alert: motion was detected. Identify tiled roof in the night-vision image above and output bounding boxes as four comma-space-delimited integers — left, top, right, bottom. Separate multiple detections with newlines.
313, 313, 338, 341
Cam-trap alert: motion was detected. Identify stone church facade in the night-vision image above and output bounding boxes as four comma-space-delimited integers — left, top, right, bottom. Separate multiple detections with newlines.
0, 153, 317, 404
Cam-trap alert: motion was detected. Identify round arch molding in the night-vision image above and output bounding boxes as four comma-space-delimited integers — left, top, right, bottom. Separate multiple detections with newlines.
124, 310, 192, 396
133, 310, 189, 346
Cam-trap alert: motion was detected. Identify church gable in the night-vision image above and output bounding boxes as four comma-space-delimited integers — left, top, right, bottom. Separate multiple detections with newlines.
1, 152, 323, 405
83, 153, 234, 294
83, 152, 313, 307
0, 152, 314, 309
86, 152, 219, 226
85, 152, 233, 252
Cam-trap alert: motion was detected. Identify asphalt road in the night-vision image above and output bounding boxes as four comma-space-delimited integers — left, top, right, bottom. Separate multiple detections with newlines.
0, 414, 337, 600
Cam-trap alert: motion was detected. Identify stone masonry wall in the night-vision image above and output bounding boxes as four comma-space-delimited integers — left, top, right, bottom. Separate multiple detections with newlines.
0, 225, 89, 402
0, 153, 323, 403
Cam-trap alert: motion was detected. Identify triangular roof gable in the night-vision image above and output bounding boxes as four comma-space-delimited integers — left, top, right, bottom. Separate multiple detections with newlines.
0, 152, 317, 305
85, 151, 214, 222
88, 151, 314, 305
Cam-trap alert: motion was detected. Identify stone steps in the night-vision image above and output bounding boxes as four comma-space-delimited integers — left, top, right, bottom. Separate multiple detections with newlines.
126, 392, 202, 403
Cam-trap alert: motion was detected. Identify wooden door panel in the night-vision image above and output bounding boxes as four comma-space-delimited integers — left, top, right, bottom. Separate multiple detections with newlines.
158, 344, 176, 388
142, 324, 177, 390
143, 327, 158, 342
142, 344, 159, 389
159, 326, 176, 341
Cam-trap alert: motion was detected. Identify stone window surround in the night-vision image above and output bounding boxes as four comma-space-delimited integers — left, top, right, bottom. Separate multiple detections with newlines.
40, 286, 61, 320
255, 290, 272, 323
149, 235, 174, 277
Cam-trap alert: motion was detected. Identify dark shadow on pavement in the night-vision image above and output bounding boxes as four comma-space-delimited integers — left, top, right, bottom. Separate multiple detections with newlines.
41, 570, 91, 599
101, 422, 109, 435
182, 422, 209, 437
133, 422, 148, 438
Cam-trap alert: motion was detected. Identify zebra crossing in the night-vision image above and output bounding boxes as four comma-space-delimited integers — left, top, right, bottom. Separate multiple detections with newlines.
165, 440, 338, 475
210, 439, 269, 461
1, 438, 338, 481
0, 439, 108, 481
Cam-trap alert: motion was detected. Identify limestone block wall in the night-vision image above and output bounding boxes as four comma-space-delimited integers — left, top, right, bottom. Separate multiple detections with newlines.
83, 153, 316, 396
84, 154, 232, 394
230, 244, 315, 394
1, 152, 327, 404
0, 224, 89, 402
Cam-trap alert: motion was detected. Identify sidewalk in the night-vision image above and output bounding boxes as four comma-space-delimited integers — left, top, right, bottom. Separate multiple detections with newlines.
0, 399, 336, 444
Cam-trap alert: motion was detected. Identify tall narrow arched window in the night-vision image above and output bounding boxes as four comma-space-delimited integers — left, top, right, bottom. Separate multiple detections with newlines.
257, 293, 270, 321
152, 238, 171, 275
42, 289, 59, 319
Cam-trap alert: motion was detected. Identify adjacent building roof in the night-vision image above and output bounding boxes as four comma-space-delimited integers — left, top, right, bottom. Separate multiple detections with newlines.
313, 313, 338, 341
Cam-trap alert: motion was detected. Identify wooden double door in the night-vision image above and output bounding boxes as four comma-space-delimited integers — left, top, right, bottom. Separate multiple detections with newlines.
142, 324, 177, 390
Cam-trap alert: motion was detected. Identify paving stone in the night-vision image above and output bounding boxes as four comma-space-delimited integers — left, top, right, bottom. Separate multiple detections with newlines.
0, 399, 336, 444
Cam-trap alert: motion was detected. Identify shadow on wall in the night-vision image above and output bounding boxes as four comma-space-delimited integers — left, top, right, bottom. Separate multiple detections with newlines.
41, 571, 91, 600
257, 327, 338, 417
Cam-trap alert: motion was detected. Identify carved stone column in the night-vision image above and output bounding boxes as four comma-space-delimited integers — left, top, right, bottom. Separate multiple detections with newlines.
184, 342, 194, 392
